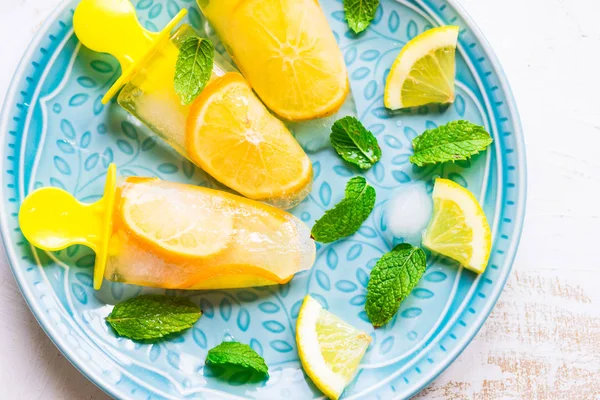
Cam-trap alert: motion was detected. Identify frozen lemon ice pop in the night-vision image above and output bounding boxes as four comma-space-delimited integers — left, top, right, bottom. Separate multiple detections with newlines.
73, 0, 312, 208
18, 165, 316, 290
198, 0, 349, 121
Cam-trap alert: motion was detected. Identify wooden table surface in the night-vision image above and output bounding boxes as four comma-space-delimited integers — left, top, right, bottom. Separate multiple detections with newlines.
1, 0, 599, 399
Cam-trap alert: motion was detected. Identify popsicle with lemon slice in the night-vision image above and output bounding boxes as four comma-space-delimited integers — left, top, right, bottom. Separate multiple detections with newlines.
198, 0, 350, 122
73, 0, 312, 209
18, 165, 316, 290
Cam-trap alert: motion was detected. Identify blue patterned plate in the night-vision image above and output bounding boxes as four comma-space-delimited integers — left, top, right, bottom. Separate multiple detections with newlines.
0, 0, 525, 398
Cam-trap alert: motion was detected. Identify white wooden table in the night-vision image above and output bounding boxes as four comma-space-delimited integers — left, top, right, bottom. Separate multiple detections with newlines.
1, 0, 599, 399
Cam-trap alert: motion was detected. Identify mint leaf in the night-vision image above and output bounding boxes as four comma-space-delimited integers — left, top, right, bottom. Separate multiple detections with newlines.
344, 0, 380, 34
365, 244, 427, 327
106, 295, 201, 340
174, 37, 214, 105
330, 116, 381, 170
311, 176, 376, 243
410, 120, 493, 167
206, 341, 269, 376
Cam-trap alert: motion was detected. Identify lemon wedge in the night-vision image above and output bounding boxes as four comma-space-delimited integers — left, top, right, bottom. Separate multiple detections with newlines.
296, 295, 371, 400
384, 26, 459, 110
422, 178, 492, 273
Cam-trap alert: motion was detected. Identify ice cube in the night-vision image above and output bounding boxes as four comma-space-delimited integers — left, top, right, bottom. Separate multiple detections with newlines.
384, 183, 433, 245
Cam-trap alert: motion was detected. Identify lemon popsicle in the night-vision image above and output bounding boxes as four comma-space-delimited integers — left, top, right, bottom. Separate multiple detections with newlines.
198, 0, 349, 121
18, 165, 316, 290
117, 23, 230, 158
73, 0, 312, 208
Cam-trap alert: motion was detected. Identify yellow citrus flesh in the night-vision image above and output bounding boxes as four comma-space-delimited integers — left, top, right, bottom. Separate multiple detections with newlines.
121, 179, 234, 260
186, 72, 312, 209
225, 0, 349, 121
296, 295, 371, 400
422, 178, 492, 273
384, 26, 459, 110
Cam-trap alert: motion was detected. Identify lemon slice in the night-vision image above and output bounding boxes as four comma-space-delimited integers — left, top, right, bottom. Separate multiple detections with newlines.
186, 72, 313, 209
384, 26, 459, 110
225, 0, 349, 121
121, 179, 234, 259
296, 295, 371, 400
422, 178, 492, 273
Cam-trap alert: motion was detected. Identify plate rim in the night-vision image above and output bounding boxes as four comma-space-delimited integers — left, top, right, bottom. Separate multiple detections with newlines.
0, 0, 527, 399
396, 0, 527, 397
0, 2, 125, 398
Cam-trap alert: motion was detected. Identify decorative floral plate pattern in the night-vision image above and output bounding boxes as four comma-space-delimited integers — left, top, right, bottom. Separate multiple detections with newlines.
0, 0, 525, 398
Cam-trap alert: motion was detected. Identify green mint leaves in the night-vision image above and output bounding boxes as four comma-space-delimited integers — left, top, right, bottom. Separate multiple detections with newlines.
311, 176, 376, 243
410, 120, 493, 167
206, 341, 269, 376
344, 0, 380, 34
174, 37, 214, 105
106, 295, 202, 340
330, 116, 381, 170
106, 299, 270, 377
365, 244, 427, 327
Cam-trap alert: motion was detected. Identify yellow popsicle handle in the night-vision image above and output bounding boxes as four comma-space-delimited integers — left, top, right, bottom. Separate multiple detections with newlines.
73, 0, 187, 104
73, 0, 157, 72
19, 164, 117, 290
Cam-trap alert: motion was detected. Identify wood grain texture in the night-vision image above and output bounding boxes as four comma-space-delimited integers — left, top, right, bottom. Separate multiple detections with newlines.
415, 270, 600, 399
1, 0, 599, 399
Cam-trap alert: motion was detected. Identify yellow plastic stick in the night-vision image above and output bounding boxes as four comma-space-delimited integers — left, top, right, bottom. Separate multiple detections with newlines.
73, 0, 187, 103
19, 164, 117, 290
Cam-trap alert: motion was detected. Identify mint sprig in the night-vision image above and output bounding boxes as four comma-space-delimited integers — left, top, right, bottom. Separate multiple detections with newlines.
410, 120, 493, 167
365, 244, 427, 327
344, 0, 380, 34
311, 176, 376, 243
106, 295, 201, 340
174, 37, 214, 105
330, 116, 381, 170
206, 341, 269, 376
